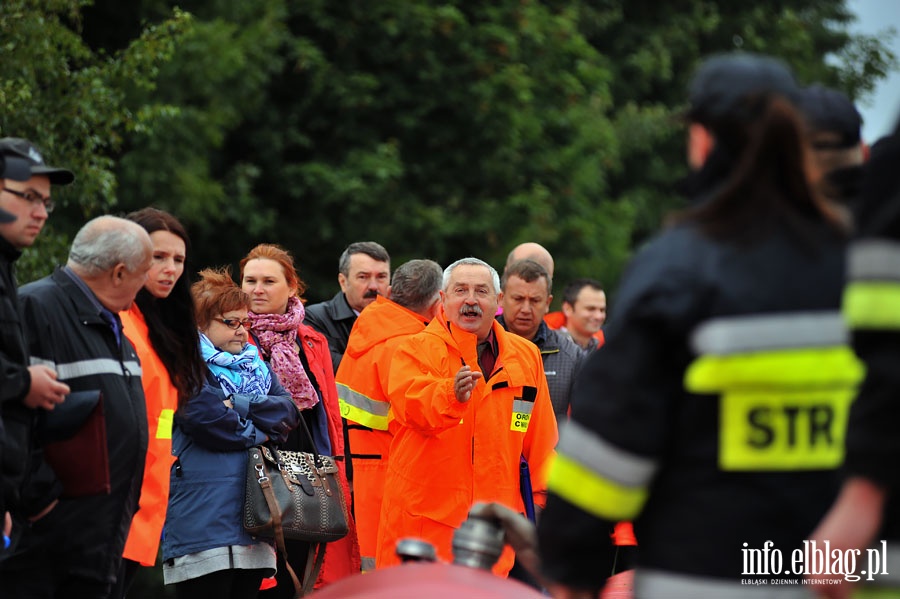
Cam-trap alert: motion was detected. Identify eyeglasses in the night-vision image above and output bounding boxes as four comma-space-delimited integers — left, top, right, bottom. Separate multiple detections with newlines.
215, 317, 252, 330
2, 188, 55, 213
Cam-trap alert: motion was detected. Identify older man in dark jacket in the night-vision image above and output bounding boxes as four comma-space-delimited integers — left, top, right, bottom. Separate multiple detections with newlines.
1, 216, 153, 599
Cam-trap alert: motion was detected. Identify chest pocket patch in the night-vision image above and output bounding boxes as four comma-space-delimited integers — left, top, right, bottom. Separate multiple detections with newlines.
510, 385, 537, 432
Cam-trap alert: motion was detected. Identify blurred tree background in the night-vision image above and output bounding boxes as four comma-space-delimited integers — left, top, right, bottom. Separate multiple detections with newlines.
0, 0, 894, 595
1, 0, 894, 304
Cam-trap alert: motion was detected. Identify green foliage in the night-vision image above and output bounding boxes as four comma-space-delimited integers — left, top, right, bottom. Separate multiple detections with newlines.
0, 0, 193, 282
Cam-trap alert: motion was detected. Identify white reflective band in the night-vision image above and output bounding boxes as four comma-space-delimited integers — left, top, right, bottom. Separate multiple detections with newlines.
636, 569, 814, 598
847, 239, 900, 282
690, 312, 847, 356
336, 384, 390, 417
556, 420, 657, 487
29, 357, 142, 380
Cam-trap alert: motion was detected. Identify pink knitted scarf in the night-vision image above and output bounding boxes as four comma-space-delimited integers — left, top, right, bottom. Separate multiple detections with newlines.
248, 296, 319, 410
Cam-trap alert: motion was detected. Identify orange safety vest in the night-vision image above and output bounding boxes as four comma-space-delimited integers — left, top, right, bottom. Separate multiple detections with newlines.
334, 296, 429, 571
376, 307, 558, 575
544, 311, 605, 347
120, 304, 178, 566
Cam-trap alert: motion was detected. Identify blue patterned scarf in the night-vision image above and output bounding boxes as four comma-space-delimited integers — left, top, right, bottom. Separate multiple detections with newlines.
200, 332, 272, 396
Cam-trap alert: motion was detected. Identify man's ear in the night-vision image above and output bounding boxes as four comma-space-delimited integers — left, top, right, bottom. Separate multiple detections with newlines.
385, 284, 392, 300
562, 301, 573, 318
112, 263, 127, 286
338, 272, 348, 293
546, 294, 554, 310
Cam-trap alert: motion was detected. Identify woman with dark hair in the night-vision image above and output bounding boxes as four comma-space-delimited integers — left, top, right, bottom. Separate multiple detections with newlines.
113, 207, 206, 597
239, 243, 359, 596
538, 53, 862, 597
162, 267, 299, 599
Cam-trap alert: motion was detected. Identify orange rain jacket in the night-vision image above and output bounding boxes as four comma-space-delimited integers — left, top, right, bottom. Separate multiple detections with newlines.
376, 306, 558, 575
120, 304, 178, 566
334, 296, 429, 570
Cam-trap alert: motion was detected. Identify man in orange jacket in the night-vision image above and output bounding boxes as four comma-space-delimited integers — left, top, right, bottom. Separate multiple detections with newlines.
334, 259, 443, 572
376, 257, 558, 576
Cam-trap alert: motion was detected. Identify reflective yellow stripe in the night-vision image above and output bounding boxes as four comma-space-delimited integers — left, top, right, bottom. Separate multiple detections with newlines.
547, 453, 648, 521
685, 347, 864, 391
156, 408, 174, 440
844, 282, 900, 330
336, 383, 390, 430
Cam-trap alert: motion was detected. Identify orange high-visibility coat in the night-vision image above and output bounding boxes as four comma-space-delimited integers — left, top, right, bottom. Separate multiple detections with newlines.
335, 296, 429, 571
376, 308, 558, 575
120, 304, 177, 566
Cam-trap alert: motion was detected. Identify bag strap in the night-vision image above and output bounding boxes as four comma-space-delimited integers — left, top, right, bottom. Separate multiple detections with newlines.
301, 543, 327, 596
259, 465, 302, 598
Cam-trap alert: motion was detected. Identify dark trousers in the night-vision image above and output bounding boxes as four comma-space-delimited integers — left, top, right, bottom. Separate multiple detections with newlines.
173, 567, 269, 599
0, 567, 113, 599
109, 557, 141, 599
258, 539, 311, 599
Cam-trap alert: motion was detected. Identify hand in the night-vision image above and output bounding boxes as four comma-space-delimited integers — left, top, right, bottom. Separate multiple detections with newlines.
454, 365, 483, 403
223, 398, 234, 409
23, 365, 70, 411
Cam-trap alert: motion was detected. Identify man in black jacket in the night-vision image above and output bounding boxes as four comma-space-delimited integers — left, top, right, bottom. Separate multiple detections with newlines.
305, 241, 391, 373
1, 215, 153, 598
0, 139, 74, 550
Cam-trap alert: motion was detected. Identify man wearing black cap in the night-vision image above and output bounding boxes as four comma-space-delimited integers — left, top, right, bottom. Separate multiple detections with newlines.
0, 138, 73, 556
799, 84, 866, 207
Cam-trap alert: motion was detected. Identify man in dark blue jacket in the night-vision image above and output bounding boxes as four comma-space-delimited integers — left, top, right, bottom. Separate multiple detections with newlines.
1, 216, 153, 598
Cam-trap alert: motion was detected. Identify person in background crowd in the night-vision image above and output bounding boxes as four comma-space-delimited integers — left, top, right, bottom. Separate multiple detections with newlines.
799, 83, 867, 208
111, 208, 206, 598
162, 267, 298, 599
3, 216, 153, 598
497, 259, 583, 421
505, 242, 555, 277
0, 139, 73, 553
240, 244, 360, 595
377, 257, 557, 576
552, 278, 607, 351
807, 118, 900, 598
335, 259, 443, 572
305, 241, 391, 373
538, 52, 858, 597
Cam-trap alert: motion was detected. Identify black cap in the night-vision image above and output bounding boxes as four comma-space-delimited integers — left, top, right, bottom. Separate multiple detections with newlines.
0, 154, 32, 224
0, 137, 74, 185
799, 84, 862, 149
688, 53, 802, 123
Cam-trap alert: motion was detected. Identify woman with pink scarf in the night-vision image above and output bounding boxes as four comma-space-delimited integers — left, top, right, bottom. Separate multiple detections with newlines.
240, 244, 360, 597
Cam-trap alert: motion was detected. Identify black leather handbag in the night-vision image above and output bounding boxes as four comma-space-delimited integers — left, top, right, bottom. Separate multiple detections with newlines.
244, 414, 350, 596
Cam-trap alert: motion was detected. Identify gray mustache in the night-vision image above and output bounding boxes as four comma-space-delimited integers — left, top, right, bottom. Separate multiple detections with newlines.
460, 304, 483, 317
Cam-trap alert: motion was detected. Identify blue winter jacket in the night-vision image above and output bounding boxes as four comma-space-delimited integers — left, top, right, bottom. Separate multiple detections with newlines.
162, 369, 299, 560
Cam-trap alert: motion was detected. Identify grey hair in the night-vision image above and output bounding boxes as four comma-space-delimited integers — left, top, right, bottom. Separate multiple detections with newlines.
68, 216, 151, 275
390, 259, 443, 311
442, 257, 501, 295
338, 241, 390, 276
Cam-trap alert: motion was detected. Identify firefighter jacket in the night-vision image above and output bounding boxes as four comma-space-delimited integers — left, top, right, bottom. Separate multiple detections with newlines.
120, 304, 178, 566
1, 267, 149, 586
538, 220, 863, 595
376, 306, 558, 575
840, 128, 900, 558
335, 295, 429, 570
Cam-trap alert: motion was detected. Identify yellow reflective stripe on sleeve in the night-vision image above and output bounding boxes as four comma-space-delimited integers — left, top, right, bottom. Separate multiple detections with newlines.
336, 383, 390, 430
156, 408, 174, 440
843, 282, 900, 330
547, 453, 648, 521
685, 347, 864, 392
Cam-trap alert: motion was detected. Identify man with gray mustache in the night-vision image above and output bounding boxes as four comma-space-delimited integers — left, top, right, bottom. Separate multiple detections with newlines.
377, 257, 558, 576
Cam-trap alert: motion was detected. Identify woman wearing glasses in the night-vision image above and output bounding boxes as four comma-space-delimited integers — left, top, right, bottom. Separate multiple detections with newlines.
239, 244, 359, 597
114, 208, 207, 598
161, 267, 299, 599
